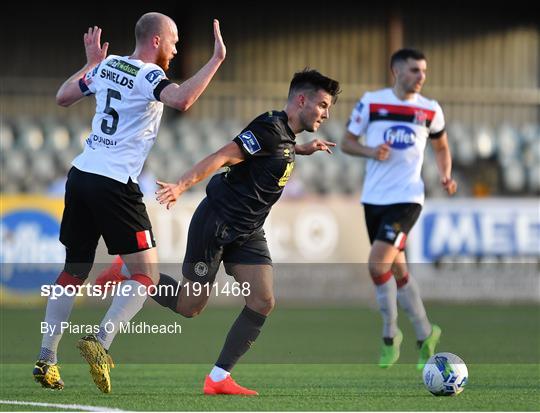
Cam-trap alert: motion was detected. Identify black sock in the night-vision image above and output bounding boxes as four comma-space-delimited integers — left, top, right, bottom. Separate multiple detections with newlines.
215, 306, 267, 372
383, 337, 394, 346
150, 273, 181, 312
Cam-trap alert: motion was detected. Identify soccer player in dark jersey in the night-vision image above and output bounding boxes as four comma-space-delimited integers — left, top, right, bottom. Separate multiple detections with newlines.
99, 69, 340, 395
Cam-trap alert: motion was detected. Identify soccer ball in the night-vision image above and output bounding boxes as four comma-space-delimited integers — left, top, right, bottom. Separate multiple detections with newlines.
422, 352, 468, 396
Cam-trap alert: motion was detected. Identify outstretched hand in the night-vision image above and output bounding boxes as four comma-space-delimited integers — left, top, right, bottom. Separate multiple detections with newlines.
441, 176, 458, 195
212, 19, 226, 61
84, 26, 109, 68
156, 180, 183, 210
298, 139, 336, 155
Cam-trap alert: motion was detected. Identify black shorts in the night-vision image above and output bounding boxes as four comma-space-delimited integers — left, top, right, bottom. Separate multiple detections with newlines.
182, 198, 272, 285
363, 203, 422, 250
60, 167, 156, 255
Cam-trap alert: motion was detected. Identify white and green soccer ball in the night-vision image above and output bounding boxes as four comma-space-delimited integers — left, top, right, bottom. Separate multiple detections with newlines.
422, 352, 468, 396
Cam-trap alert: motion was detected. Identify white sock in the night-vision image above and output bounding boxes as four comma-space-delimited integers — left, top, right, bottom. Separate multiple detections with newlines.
39, 293, 76, 364
97, 280, 148, 350
375, 277, 398, 339
397, 275, 431, 340
209, 365, 230, 382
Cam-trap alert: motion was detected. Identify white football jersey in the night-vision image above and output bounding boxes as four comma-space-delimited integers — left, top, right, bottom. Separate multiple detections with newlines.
347, 88, 445, 205
72, 55, 168, 184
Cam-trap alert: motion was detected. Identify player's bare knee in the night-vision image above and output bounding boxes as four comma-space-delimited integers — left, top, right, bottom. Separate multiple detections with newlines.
247, 295, 275, 315
177, 305, 202, 318
177, 298, 207, 318
368, 261, 391, 278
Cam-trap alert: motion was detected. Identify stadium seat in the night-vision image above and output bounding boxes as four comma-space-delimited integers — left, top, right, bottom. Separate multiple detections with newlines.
526, 165, 540, 193
43, 124, 71, 151
0, 123, 14, 151
502, 161, 526, 192
16, 124, 44, 151
66, 120, 91, 150
473, 125, 496, 159
447, 122, 475, 165
29, 151, 57, 184
294, 157, 319, 193
55, 148, 79, 174
154, 124, 177, 152
222, 119, 244, 138
3, 149, 28, 182
496, 124, 521, 166
342, 159, 364, 194
519, 123, 539, 145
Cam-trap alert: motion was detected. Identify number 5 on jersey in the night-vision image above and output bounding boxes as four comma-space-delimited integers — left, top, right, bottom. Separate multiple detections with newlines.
101, 89, 121, 135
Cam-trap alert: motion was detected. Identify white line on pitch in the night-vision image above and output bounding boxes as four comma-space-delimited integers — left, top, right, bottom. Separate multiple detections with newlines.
0, 399, 127, 412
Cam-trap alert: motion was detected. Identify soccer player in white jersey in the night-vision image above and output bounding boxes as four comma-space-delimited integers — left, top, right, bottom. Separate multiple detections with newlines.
33, 12, 226, 393
341, 48, 457, 370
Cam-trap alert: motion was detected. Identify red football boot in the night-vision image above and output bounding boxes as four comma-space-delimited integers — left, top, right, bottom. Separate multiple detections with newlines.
203, 375, 258, 395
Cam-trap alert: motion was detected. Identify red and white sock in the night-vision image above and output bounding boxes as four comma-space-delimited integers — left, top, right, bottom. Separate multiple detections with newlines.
373, 270, 398, 339
396, 274, 431, 341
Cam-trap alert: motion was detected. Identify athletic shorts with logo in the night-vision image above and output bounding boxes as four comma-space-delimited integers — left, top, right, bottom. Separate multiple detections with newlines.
182, 197, 272, 285
60, 167, 156, 255
363, 203, 422, 250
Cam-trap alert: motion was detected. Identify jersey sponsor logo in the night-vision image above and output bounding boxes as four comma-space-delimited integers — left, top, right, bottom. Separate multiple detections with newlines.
237, 130, 261, 155
355, 101, 364, 112
100, 68, 134, 89
383, 125, 416, 149
85, 133, 117, 149
145, 69, 164, 84
106, 59, 140, 76
278, 161, 295, 187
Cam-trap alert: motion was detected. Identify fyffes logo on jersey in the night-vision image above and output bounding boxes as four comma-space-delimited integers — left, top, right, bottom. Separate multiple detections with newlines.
383, 125, 416, 149
1, 209, 64, 292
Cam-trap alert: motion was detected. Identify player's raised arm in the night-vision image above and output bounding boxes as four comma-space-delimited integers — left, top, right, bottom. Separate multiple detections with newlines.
156, 141, 244, 209
56, 26, 109, 107
159, 19, 226, 111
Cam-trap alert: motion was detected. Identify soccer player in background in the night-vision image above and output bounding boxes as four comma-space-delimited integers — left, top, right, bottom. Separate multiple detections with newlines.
33, 13, 226, 393
341, 48, 457, 369
98, 69, 341, 395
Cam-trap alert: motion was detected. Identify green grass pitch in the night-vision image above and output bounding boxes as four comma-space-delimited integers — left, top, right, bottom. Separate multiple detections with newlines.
1, 304, 539, 411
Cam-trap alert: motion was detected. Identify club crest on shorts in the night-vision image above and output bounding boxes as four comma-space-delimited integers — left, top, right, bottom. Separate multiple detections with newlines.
194, 262, 209, 277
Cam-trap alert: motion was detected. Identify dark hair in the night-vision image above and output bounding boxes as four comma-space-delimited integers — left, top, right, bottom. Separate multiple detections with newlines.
390, 48, 426, 69
288, 68, 341, 103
